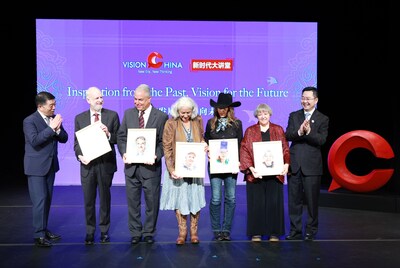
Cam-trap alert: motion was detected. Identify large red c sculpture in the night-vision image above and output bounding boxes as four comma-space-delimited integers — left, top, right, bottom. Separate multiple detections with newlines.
328, 130, 394, 192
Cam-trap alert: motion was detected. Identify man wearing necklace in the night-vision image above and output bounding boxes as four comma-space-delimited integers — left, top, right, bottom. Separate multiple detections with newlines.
160, 96, 207, 245
204, 93, 243, 241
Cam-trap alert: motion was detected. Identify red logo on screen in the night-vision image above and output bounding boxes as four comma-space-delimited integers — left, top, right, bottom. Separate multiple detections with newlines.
191, 59, 233, 71
147, 52, 163, 68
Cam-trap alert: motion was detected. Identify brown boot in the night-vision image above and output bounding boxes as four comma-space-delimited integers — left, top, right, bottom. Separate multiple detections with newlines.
175, 210, 187, 245
190, 212, 200, 244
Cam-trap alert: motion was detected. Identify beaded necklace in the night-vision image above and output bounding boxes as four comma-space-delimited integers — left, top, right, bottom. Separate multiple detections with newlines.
182, 121, 192, 142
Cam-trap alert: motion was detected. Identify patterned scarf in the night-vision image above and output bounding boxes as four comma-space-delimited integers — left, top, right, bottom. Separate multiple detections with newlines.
216, 118, 228, 133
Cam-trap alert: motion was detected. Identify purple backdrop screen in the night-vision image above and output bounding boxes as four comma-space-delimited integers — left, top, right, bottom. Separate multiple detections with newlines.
36, 19, 317, 185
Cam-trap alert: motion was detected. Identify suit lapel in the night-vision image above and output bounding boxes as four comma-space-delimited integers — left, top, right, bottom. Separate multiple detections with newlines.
36, 111, 48, 128
100, 109, 107, 125
83, 110, 91, 127
133, 109, 140, 128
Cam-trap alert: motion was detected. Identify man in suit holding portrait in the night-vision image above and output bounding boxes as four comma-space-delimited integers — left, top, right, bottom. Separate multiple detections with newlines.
74, 86, 120, 245
117, 84, 168, 244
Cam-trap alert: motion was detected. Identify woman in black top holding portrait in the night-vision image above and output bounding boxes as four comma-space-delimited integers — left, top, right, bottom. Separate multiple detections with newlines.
204, 93, 243, 241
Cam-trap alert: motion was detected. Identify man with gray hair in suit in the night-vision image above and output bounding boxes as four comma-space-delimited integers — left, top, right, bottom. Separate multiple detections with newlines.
117, 84, 168, 245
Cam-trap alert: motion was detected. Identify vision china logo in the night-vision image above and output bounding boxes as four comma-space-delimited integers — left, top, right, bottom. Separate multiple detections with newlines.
122, 52, 183, 74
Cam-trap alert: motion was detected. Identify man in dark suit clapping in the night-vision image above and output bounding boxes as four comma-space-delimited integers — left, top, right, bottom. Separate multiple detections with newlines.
23, 91, 69, 247
285, 86, 329, 241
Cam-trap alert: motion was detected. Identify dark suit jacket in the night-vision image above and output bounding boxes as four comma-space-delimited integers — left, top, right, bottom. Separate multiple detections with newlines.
117, 105, 168, 178
285, 109, 329, 176
74, 108, 120, 177
23, 111, 69, 176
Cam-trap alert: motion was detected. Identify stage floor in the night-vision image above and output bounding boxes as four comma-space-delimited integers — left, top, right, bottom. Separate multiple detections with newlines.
1, 185, 399, 268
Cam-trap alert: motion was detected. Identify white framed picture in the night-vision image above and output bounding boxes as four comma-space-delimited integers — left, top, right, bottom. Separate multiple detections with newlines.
253, 140, 284, 176
75, 121, 112, 162
209, 138, 239, 174
175, 142, 206, 178
126, 128, 156, 163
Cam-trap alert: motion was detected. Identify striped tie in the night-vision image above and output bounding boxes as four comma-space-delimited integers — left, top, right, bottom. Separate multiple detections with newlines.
139, 111, 145, 128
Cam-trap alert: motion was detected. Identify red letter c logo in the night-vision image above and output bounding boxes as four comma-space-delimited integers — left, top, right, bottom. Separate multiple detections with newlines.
147, 52, 163, 68
328, 130, 394, 192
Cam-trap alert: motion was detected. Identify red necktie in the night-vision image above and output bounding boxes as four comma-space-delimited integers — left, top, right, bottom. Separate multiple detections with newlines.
94, 113, 99, 122
139, 111, 145, 128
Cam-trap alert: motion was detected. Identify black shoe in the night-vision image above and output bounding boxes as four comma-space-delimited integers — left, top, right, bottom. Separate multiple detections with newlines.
85, 234, 94, 245
143, 236, 154, 244
131, 236, 141, 244
304, 233, 314, 241
214, 232, 223, 241
45, 231, 61, 241
100, 232, 110, 243
285, 232, 303, 240
221, 232, 231, 241
34, 237, 52, 247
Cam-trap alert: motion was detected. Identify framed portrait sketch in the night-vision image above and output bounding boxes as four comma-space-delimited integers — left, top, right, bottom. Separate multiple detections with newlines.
175, 142, 206, 178
75, 121, 112, 162
253, 140, 283, 176
126, 128, 156, 163
209, 138, 239, 174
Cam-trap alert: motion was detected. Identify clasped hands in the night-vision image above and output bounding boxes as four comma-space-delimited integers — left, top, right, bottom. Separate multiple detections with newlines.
49, 114, 63, 131
298, 119, 311, 136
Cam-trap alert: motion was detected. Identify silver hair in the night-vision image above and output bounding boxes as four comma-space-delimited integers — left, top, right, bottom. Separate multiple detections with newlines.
134, 84, 151, 97
254, 103, 273, 117
170, 97, 199, 119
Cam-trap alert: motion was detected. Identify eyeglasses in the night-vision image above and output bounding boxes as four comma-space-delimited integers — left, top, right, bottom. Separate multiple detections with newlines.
301, 97, 315, 101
